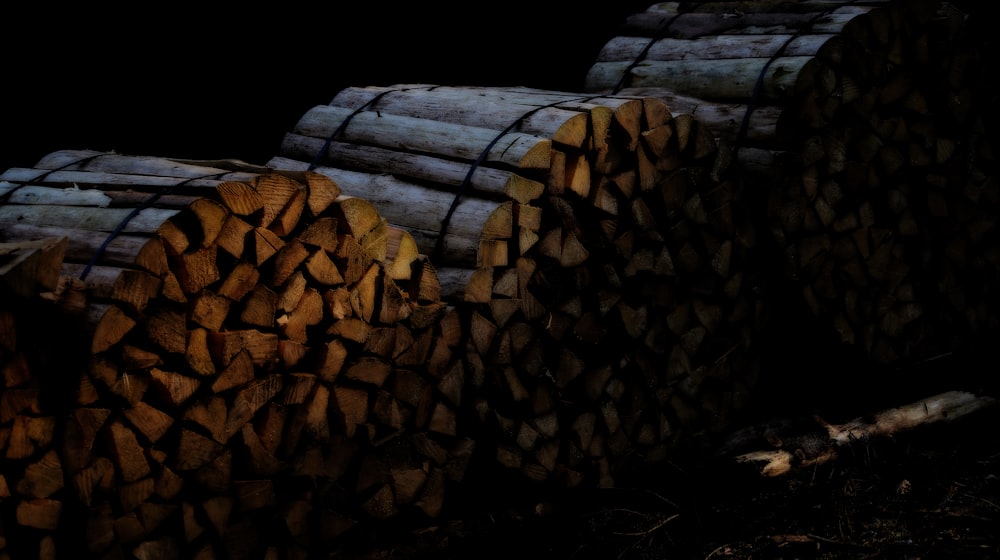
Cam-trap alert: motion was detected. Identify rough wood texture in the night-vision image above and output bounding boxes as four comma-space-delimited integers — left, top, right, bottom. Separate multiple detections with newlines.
270, 85, 765, 491
0, 151, 468, 558
587, 0, 999, 367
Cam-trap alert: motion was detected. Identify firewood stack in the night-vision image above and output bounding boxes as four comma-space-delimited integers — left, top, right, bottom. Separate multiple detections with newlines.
585, 0, 999, 367
0, 150, 474, 558
269, 85, 765, 490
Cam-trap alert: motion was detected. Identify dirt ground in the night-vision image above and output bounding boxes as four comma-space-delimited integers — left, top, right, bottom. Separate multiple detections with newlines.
368, 400, 1000, 560
346, 340, 1000, 560
442, 409, 1000, 560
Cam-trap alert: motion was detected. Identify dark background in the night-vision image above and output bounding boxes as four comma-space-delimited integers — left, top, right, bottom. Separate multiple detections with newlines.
3, 2, 992, 175
2, 3, 660, 174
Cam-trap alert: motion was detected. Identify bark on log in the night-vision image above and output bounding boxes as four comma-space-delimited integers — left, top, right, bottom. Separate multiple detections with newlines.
586, 0, 999, 367
726, 390, 998, 477
270, 85, 766, 491
0, 150, 469, 558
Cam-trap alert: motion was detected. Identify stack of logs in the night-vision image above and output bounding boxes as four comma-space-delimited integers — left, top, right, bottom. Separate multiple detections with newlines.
0, 151, 475, 558
585, 0, 999, 367
270, 85, 764, 489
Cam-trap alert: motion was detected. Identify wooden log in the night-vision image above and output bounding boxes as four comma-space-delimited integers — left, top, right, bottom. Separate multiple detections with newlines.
0, 203, 180, 235
291, 104, 552, 169
328, 84, 652, 150
588, 56, 815, 102
587, 0, 999, 367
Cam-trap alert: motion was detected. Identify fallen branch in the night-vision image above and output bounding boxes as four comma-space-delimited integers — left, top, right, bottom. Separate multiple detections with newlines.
732, 390, 998, 477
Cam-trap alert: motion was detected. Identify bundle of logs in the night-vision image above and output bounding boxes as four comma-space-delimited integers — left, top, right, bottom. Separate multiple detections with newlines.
585, 0, 998, 366
269, 85, 764, 491
0, 151, 476, 558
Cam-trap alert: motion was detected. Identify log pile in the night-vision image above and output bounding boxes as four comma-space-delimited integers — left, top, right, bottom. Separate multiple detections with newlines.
585, 0, 999, 367
0, 151, 473, 558
270, 85, 765, 490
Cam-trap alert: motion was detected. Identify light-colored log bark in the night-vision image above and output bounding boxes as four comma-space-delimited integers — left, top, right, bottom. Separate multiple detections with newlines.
0, 167, 257, 193
29, 149, 257, 179
329, 85, 650, 153
595, 33, 840, 63
0, 204, 180, 235
275, 133, 546, 204
586, 57, 814, 101
291, 105, 552, 170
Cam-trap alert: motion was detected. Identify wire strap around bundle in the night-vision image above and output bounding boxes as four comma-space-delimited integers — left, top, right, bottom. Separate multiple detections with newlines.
430, 95, 600, 264
0, 152, 107, 205
307, 85, 438, 173
79, 171, 232, 281
610, 13, 681, 96
733, 1, 861, 163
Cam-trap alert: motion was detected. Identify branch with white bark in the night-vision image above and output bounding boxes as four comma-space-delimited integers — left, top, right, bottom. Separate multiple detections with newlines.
730, 391, 998, 477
